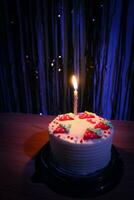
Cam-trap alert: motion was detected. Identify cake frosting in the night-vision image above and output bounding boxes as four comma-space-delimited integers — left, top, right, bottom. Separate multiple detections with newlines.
48, 111, 114, 175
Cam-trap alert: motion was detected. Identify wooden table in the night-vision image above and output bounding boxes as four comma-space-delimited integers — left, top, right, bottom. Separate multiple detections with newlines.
0, 113, 134, 200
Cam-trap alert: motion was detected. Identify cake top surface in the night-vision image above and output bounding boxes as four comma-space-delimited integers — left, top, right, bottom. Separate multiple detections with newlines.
49, 111, 113, 144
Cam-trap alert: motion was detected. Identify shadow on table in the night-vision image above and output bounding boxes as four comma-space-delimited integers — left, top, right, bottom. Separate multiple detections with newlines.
21, 145, 134, 200
22, 131, 71, 200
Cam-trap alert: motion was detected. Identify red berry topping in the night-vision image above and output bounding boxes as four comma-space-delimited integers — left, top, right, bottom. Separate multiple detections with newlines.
53, 125, 68, 134
71, 137, 73, 140
83, 129, 101, 140
95, 122, 110, 130
79, 113, 95, 119
58, 114, 74, 121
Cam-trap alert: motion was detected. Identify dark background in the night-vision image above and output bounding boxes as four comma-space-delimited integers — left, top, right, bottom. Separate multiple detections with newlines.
0, 0, 134, 120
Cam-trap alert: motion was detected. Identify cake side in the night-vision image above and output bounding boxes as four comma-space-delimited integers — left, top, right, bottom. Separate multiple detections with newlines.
48, 111, 114, 175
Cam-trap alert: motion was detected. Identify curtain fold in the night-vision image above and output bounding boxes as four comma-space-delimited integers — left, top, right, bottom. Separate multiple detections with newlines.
0, 0, 134, 120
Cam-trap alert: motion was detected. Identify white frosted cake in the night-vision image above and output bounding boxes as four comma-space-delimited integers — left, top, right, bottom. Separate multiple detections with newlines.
48, 111, 114, 175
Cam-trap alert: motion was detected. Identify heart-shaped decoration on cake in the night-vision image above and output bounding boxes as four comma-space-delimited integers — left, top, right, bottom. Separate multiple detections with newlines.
95, 120, 113, 130
53, 124, 71, 134
83, 129, 101, 140
95, 122, 110, 130
79, 111, 95, 119
83, 127, 102, 140
58, 114, 74, 121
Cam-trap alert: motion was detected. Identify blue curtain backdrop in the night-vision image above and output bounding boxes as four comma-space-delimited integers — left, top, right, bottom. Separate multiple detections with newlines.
0, 0, 134, 120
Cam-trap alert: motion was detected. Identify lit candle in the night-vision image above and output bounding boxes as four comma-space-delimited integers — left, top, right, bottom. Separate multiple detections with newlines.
72, 75, 78, 115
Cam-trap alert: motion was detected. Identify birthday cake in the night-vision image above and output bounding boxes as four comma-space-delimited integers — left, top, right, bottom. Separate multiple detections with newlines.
48, 111, 114, 175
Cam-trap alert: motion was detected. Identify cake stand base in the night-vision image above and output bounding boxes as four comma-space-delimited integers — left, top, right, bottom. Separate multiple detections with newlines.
32, 142, 123, 198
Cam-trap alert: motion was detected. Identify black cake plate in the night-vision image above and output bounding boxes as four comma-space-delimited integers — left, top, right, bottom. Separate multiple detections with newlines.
32, 142, 123, 198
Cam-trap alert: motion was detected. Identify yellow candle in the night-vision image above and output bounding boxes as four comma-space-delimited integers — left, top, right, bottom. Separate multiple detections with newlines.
72, 75, 78, 115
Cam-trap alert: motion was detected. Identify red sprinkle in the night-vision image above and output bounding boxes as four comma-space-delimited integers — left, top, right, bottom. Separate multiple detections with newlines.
58, 135, 61, 137
71, 137, 73, 140
104, 130, 107, 133
67, 135, 70, 138
80, 139, 83, 143
104, 135, 107, 137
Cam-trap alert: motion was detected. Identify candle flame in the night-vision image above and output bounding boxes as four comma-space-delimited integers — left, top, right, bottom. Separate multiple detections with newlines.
72, 75, 78, 90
